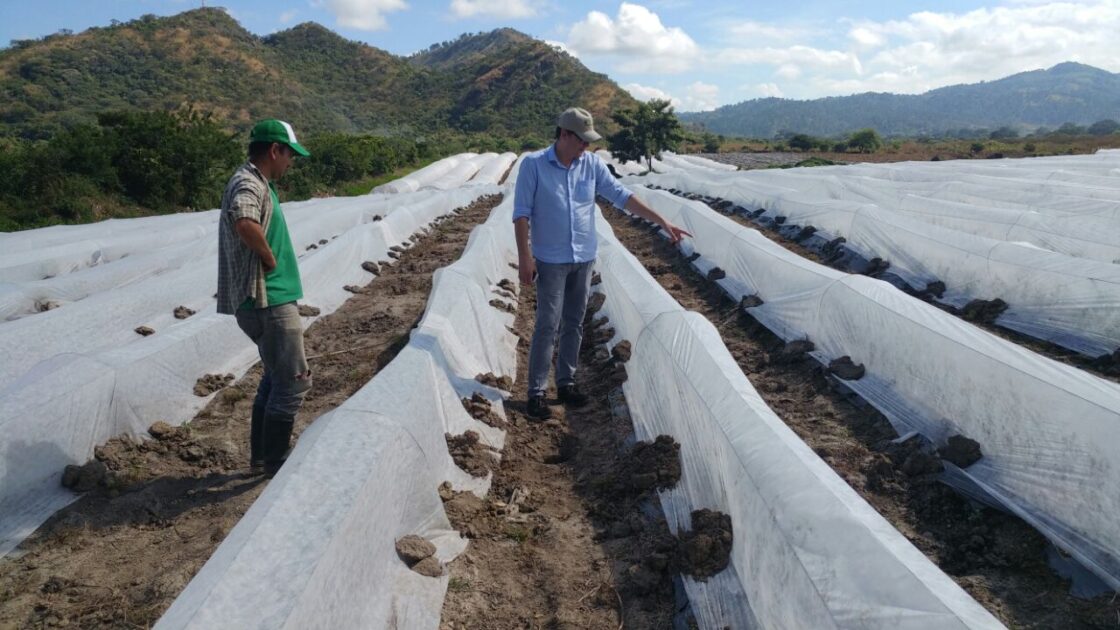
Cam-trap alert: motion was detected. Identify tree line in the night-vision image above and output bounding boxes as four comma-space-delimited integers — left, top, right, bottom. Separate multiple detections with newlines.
0, 109, 486, 231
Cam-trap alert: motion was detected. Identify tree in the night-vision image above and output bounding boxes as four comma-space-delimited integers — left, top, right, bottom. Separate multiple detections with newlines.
607, 99, 684, 173
989, 126, 1018, 139
788, 134, 817, 152
1088, 119, 1120, 136
847, 128, 882, 153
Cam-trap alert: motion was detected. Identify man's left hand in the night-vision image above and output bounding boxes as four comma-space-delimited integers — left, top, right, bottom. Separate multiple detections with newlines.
664, 222, 692, 244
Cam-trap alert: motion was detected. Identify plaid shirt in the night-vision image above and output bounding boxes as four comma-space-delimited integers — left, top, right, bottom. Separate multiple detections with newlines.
217, 162, 273, 314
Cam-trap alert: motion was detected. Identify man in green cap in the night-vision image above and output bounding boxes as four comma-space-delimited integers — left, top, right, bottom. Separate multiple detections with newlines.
217, 119, 312, 475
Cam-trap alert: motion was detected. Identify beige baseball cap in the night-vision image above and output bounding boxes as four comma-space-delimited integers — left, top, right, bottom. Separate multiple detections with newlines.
557, 107, 602, 142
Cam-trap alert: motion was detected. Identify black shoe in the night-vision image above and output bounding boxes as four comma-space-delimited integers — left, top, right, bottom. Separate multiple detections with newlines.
526, 395, 552, 420
557, 384, 589, 407
263, 412, 295, 476
249, 404, 266, 470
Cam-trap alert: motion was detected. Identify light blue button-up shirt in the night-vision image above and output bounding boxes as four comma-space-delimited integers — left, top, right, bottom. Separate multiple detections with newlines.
513, 145, 634, 264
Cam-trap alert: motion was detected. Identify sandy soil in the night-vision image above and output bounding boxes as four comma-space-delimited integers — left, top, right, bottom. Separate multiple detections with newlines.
0, 194, 502, 629
601, 202, 1119, 629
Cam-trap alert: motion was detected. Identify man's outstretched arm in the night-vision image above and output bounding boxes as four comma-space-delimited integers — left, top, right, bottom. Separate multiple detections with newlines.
624, 196, 693, 244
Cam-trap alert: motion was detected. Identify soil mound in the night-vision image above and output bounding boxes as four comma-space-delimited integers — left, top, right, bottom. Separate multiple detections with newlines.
676, 509, 733, 581
193, 373, 233, 396
620, 435, 681, 495
961, 298, 1009, 324
445, 431, 494, 478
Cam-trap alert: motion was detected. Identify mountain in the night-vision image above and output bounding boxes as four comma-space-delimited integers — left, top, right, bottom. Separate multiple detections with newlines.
0, 9, 636, 140
681, 63, 1120, 138
409, 28, 635, 137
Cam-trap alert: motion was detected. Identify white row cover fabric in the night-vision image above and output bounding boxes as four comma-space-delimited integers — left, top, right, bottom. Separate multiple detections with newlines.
0, 189, 448, 384
592, 213, 1001, 629
158, 193, 520, 630
470, 152, 517, 186
635, 170, 1120, 357
0, 185, 500, 558
371, 152, 512, 194
629, 187, 1120, 591
661, 151, 739, 172
370, 153, 477, 194
750, 161, 1120, 259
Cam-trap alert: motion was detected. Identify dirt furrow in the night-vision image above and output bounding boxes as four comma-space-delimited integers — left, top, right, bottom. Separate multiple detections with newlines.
601, 202, 1118, 629
441, 267, 685, 629
0, 194, 502, 629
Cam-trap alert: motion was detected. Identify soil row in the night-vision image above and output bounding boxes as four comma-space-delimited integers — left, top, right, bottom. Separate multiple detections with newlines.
657, 185, 1120, 382
601, 201, 1118, 629
442, 261, 715, 629
0, 194, 502, 629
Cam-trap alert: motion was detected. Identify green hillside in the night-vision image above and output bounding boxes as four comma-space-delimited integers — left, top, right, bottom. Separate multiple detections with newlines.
0, 9, 635, 140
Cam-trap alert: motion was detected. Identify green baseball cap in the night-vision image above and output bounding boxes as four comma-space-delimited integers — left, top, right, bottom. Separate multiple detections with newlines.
249, 119, 311, 157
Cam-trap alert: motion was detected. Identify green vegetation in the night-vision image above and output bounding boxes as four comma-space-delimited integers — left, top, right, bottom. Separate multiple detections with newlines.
607, 99, 684, 173
0, 108, 457, 230
0, 11, 635, 143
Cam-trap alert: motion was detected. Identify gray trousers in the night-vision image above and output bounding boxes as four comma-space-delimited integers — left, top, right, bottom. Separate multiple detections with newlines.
528, 260, 595, 398
235, 302, 312, 417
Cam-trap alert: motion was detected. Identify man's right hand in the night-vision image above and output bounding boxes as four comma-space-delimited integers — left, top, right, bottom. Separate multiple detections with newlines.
519, 256, 537, 286
262, 255, 278, 274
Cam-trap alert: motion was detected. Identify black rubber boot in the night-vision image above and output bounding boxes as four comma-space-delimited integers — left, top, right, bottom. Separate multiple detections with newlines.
263, 412, 295, 477
250, 403, 266, 471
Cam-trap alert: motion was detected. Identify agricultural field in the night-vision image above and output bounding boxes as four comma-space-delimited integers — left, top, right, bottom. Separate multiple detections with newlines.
1, 149, 1118, 629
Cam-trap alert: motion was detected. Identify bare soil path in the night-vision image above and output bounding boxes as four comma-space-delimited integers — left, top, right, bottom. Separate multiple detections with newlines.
440, 266, 683, 629
602, 202, 1118, 629
0, 194, 502, 629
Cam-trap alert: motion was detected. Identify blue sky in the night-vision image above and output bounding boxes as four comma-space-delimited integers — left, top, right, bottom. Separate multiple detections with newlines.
3, 0, 1119, 111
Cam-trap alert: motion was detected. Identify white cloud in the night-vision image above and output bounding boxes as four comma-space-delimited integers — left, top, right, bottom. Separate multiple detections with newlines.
315, 0, 408, 31
545, 39, 577, 57
449, 0, 540, 19
566, 3, 699, 73
623, 82, 680, 106
279, 9, 298, 24
680, 81, 720, 111
756, 83, 784, 98
704, 1, 1120, 98
728, 21, 812, 42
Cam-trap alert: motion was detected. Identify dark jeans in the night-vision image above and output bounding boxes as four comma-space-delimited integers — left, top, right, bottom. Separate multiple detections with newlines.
528, 260, 594, 398
235, 302, 312, 416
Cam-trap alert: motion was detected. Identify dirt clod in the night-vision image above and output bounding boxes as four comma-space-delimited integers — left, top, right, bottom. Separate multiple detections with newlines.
774, 339, 814, 363
590, 272, 602, 286
585, 292, 606, 318
173, 306, 195, 319
411, 556, 443, 577
395, 534, 436, 566
707, 267, 726, 281
611, 340, 632, 363
475, 372, 513, 392
902, 450, 944, 476
940, 435, 983, 468
361, 261, 380, 275
924, 281, 947, 298
621, 435, 681, 494
488, 298, 516, 314
828, 356, 866, 380
297, 304, 320, 317
135, 326, 155, 336
740, 294, 764, 308
676, 509, 733, 581
148, 421, 177, 441
193, 373, 234, 396
342, 285, 364, 294
446, 431, 493, 478
60, 461, 108, 492
961, 298, 1009, 324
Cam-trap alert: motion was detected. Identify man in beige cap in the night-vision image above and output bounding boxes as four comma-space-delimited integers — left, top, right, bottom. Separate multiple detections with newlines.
513, 107, 690, 418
